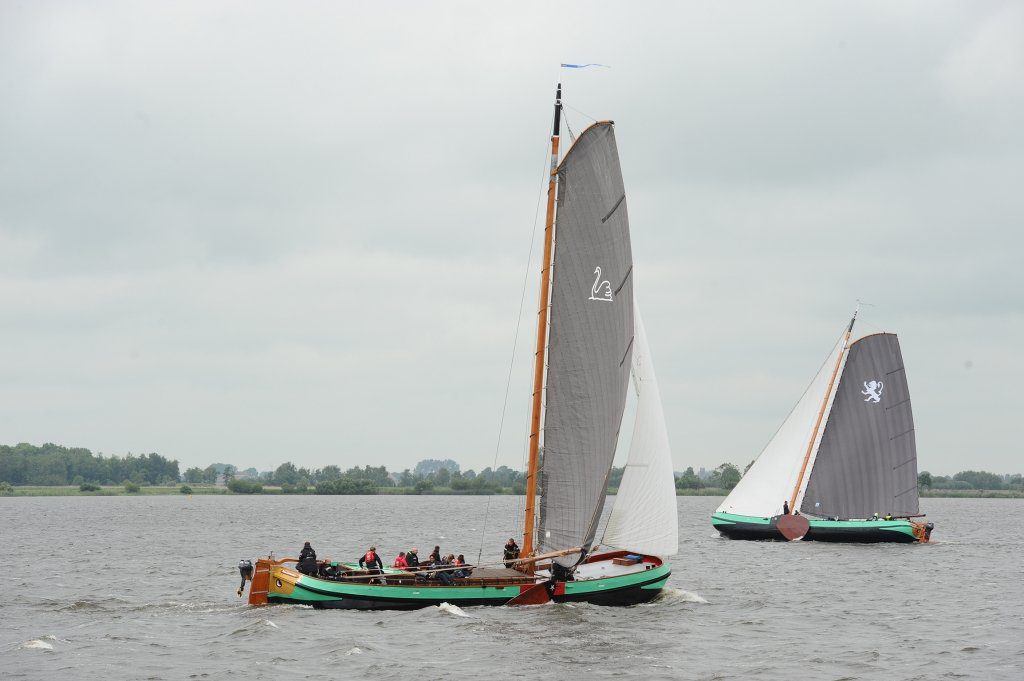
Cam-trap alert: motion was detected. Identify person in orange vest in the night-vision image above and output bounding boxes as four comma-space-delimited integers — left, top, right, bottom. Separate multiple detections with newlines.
359, 546, 384, 573
392, 551, 409, 569
453, 554, 471, 578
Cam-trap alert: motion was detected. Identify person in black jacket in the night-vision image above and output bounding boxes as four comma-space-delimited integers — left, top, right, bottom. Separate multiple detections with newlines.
297, 541, 317, 575
503, 538, 520, 565
359, 546, 384, 573
406, 547, 420, 568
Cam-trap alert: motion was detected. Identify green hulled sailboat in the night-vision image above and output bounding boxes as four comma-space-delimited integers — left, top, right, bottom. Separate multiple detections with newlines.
239, 84, 679, 609
712, 312, 934, 543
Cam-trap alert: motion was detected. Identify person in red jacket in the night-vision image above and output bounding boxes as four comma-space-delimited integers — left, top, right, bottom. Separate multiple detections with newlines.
392, 551, 409, 569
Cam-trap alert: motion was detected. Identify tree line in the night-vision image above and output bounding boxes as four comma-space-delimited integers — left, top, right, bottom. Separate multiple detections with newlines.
3, 443, 1019, 496
219, 460, 529, 495
918, 471, 1023, 492
0, 443, 180, 486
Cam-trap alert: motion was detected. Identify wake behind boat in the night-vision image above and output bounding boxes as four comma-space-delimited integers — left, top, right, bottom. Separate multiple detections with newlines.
712, 311, 934, 543
237, 83, 678, 609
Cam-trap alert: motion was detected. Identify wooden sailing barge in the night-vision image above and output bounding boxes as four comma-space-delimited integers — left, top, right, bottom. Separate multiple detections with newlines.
239, 84, 678, 609
712, 312, 934, 543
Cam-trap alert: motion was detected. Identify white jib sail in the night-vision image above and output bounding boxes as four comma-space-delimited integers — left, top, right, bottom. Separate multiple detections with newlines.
716, 330, 847, 519
603, 305, 679, 556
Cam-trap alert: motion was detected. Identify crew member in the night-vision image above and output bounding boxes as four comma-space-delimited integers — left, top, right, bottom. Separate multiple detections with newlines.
360, 546, 384, 574
297, 541, 317, 575
503, 538, 520, 565
393, 551, 409, 569
406, 547, 420, 568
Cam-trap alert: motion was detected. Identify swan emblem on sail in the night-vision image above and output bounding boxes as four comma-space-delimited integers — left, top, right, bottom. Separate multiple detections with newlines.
589, 266, 613, 302
861, 380, 883, 403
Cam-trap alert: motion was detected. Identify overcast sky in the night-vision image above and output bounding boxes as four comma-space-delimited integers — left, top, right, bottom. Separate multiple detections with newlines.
1, 1, 1021, 476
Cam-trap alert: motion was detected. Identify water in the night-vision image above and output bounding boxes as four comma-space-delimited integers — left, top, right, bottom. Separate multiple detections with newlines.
2, 495, 1021, 680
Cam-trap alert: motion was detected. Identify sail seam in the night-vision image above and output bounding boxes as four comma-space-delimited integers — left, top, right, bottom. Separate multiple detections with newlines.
885, 366, 906, 376
601, 194, 626, 223
892, 458, 915, 470
894, 485, 917, 498
884, 398, 911, 411
614, 265, 633, 295
620, 336, 635, 367
889, 427, 915, 441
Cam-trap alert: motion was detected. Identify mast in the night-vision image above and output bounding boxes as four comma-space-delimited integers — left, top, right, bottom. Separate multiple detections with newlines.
522, 83, 562, 560
788, 309, 857, 514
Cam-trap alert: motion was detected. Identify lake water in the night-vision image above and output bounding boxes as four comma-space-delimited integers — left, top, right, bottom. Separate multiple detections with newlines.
2, 495, 1021, 680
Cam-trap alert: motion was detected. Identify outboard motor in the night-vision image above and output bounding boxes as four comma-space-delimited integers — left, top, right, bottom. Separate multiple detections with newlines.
237, 559, 254, 596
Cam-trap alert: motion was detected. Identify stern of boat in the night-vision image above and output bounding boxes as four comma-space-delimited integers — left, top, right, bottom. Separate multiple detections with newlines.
547, 550, 670, 606
911, 520, 935, 543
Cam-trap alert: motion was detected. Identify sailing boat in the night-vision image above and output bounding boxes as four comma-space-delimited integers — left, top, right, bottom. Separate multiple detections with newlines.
711, 312, 934, 543
238, 84, 678, 609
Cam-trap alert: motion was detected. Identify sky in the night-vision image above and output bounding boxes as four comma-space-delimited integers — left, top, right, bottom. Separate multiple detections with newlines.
1, 1, 1021, 476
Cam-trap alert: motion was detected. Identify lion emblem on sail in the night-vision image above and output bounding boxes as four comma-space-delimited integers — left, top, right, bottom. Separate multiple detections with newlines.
861, 380, 883, 403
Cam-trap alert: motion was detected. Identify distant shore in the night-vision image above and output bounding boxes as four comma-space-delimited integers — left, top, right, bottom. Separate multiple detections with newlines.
2, 485, 1022, 498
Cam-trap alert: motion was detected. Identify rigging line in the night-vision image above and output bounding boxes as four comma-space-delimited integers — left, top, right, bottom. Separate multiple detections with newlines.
563, 102, 599, 123
476, 128, 554, 566
564, 110, 577, 145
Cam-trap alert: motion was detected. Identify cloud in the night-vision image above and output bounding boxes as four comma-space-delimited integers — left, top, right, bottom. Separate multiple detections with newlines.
0, 2, 1021, 475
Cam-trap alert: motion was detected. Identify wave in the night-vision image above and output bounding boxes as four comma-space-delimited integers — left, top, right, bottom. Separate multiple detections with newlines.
653, 587, 709, 605
130, 600, 243, 614
20, 635, 56, 651
436, 602, 472, 618
52, 597, 129, 612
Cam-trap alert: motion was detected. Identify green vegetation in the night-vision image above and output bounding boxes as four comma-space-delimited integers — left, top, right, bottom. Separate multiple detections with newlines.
918, 470, 1023, 493
675, 464, 742, 492
227, 479, 263, 494
0, 443, 179, 486
315, 478, 376, 495
3, 442, 1020, 500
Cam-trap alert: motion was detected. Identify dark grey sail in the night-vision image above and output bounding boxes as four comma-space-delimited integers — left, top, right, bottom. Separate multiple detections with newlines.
539, 122, 634, 567
800, 333, 919, 519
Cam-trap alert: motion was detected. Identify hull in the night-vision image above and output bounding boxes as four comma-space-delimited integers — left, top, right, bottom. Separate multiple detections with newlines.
248, 551, 669, 610
263, 563, 527, 610
549, 551, 670, 606
711, 512, 933, 543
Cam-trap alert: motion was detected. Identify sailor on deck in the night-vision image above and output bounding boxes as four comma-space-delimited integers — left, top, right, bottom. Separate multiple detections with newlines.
503, 538, 520, 565
360, 546, 384, 573
297, 541, 317, 575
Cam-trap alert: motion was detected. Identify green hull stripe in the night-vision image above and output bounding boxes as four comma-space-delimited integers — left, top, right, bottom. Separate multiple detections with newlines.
292, 578, 513, 602
562, 564, 671, 596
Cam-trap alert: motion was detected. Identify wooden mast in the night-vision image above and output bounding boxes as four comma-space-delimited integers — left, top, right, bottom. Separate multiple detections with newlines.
522, 84, 562, 562
788, 310, 858, 514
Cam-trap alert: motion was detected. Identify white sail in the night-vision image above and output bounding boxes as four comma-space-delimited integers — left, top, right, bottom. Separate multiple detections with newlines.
603, 306, 679, 556
716, 330, 847, 518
